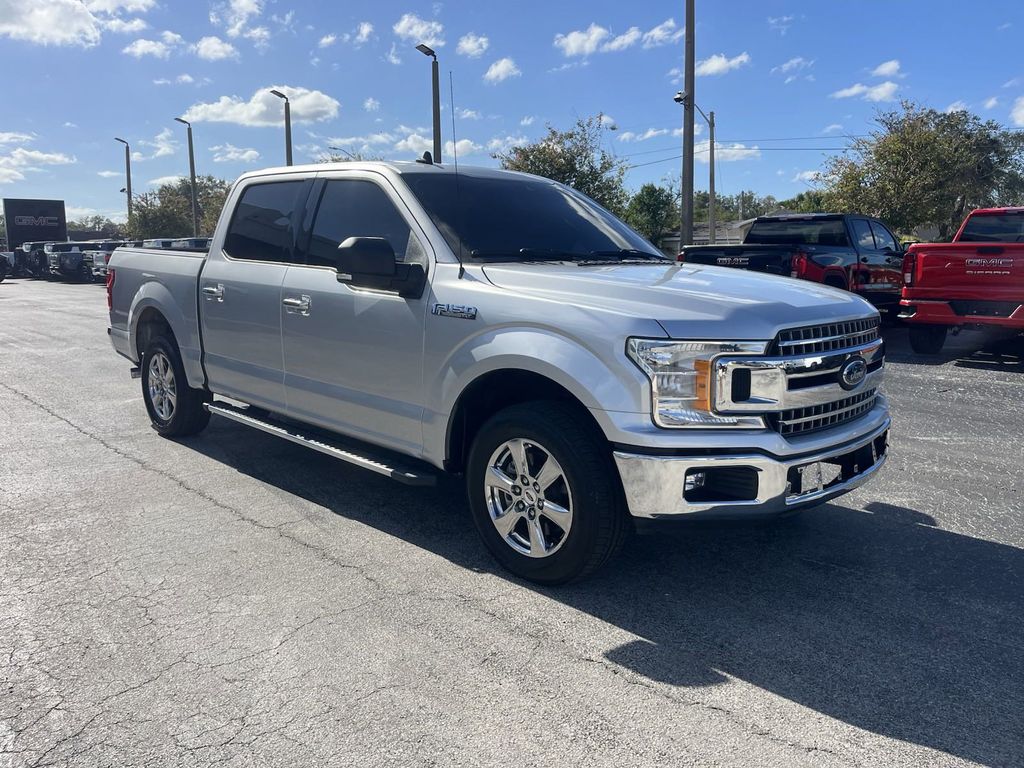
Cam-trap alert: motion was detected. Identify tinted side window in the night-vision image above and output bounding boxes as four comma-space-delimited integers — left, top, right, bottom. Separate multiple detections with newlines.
850, 219, 876, 250
305, 180, 415, 268
224, 181, 306, 263
869, 221, 898, 251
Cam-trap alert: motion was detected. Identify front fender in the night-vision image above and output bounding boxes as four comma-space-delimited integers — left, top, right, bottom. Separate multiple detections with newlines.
128, 283, 204, 389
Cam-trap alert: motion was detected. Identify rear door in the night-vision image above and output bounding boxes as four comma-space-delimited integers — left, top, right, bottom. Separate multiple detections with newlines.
199, 177, 310, 412
280, 171, 430, 454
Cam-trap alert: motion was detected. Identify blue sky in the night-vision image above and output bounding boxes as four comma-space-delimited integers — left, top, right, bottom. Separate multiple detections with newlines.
2, 0, 1023, 222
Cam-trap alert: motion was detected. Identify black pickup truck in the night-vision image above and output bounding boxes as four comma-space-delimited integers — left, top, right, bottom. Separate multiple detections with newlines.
680, 213, 905, 307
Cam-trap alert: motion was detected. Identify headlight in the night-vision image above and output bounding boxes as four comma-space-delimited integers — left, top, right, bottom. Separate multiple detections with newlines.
627, 339, 768, 428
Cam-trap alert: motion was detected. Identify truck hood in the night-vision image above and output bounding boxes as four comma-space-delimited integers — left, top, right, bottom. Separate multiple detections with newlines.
481, 262, 876, 339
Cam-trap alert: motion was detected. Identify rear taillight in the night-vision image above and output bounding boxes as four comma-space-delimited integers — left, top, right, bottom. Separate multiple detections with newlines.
677, 250, 685, 263
106, 268, 115, 309
902, 251, 916, 286
791, 250, 807, 278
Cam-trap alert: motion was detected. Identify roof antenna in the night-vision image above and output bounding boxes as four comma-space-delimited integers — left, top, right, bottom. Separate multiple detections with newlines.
449, 70, 465, 279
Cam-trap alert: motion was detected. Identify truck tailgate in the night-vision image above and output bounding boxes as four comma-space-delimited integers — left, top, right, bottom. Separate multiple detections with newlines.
907, 243, 1024, 302
681, 245, 795, 274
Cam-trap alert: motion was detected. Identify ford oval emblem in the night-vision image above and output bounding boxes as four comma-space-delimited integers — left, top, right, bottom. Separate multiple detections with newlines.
838, 356, 868, 391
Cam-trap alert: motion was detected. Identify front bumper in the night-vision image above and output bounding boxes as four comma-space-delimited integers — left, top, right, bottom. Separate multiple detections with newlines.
614, 418, 890, 519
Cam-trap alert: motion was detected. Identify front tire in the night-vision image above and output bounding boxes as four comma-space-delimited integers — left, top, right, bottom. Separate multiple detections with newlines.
909, 324, 947, 354
141, 335, 211, 437
466, 402, 630, 584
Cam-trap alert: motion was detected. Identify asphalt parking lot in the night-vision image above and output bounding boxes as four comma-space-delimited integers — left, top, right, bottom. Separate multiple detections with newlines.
1, 278, 1022, 768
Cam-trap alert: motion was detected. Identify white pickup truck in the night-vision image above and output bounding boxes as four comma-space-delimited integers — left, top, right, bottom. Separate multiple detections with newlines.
108, 161, 890, 583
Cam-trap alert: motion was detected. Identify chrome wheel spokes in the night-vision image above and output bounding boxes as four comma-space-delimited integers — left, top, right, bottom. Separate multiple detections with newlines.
147, 351, 177, 422
484, 439, 573, 559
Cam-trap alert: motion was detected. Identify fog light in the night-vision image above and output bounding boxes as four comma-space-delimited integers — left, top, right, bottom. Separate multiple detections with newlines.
684, 470, 706, 494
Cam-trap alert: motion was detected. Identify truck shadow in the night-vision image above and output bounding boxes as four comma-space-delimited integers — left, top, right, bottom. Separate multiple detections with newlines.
883, 325, 1024, 372
186, 423, 1024, 767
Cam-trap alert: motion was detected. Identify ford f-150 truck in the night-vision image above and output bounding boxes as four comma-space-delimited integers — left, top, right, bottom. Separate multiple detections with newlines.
680, 213, 905, 307
900, 208, 1024, 353
108, 162, 891, 584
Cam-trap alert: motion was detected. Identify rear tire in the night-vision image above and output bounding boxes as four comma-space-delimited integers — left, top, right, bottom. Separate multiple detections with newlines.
466, 401, 630, 584
141, 335, 211, 437
909, 324, 947, 354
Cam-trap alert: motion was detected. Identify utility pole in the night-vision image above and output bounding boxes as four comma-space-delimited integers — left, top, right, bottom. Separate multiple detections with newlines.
680, 0, 696, 249
114, 137, 133, 221
416, 43, 442, 163
708, 111, 716, 244
270, 90, 293, 166
175, 118, 200, 237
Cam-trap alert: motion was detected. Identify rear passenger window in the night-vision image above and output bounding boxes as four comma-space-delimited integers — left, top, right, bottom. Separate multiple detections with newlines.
869, 221, 898, 251
851, 219, 876, 250
304, 179, 420, 268
224, 181, 306, 263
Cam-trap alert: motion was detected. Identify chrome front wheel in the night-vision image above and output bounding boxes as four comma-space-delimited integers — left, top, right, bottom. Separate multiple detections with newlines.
147, 351, 177, 422
484, 438, 574, 558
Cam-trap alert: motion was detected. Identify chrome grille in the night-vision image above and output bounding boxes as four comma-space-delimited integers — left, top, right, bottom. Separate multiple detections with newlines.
773, 317, 880, 356
775, 389, 877, 436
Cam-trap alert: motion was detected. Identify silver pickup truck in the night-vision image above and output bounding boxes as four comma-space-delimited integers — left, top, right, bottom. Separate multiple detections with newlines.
108, 161, 890, 583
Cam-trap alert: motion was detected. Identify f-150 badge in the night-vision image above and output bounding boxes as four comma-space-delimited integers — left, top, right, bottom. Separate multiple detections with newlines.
432, 303, 478, 320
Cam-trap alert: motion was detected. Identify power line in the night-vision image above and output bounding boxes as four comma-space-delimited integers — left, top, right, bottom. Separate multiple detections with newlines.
626, 147, 851, 170
616, 134, 867, 159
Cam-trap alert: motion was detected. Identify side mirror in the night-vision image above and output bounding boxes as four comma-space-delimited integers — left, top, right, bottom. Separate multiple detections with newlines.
335, 236, 427, 299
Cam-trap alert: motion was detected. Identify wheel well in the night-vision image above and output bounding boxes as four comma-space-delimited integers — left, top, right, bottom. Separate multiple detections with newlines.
135, 308, 174, 360
445, 369, 603, 474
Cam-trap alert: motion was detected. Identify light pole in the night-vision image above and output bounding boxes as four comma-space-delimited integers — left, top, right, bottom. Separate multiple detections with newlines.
675, 93, 716, 244
174, 117, 200, 237
680, 0, 695, 248
269, 89, 293, 166
114, 137, 132, 221
415, 43, 442, 164
327, 145, 356, 160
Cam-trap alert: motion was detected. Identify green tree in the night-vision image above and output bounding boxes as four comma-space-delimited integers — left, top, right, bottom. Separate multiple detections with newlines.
67, 215, 125, 237
777, 190, 831, 213
820, 101, 1024, 238
624, 183, 678, 242
493, 115, 629, 215
127, 175, 231, 239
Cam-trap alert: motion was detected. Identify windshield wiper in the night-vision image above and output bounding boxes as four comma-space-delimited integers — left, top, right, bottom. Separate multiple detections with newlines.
575, 249, 670, 265
468, 248, 588, 262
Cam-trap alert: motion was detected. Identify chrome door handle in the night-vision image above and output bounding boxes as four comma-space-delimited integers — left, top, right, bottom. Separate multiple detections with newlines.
202, 283, 224, 301
282, 295, 311, 315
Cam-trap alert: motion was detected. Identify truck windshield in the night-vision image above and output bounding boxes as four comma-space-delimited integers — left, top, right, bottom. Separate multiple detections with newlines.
745, 218, 850, 247
402, 171, 664, 262
959, 213, 1024, 242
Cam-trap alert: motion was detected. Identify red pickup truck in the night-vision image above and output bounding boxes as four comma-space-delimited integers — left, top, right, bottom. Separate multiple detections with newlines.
900, 208, 1024, 353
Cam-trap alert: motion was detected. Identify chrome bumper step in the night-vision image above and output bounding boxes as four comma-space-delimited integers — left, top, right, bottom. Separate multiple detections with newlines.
205, 402, 437, 486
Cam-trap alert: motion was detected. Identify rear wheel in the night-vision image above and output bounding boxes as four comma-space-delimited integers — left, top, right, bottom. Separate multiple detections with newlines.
141, 335, 211, 437
909, 324, 947, 354
466, 402, 630, 584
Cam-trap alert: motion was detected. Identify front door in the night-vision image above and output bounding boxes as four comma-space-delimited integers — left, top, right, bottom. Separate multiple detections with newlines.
281, 174, 430, 455
199, 178, 309, 412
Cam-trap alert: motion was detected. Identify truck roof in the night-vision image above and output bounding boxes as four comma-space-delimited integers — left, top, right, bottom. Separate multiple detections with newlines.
235, 161, 543, 184
756, 213, 846, 221
965, 207, 1024, 215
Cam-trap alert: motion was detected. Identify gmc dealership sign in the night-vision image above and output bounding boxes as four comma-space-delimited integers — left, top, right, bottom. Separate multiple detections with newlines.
2, 198, 67, 249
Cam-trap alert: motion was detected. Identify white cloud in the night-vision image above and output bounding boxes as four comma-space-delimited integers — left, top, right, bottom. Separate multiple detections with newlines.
63, 122, 77, 128
871, 59, 901, 78
212, 0, 263, 38
183, 85, 340, 126
768, 15, 795, 34
0, 147, 76, 184
1011, 96, 1024, 127
211, 143, 260, 163
446, 138, 480, 156
319, 33, 336, 48
599, 114, 615, 127
484, 57, 520, 84
457, 32, 488, 58
147, 174, 185, 187
0, 131, 34, 144
1003, 78, 1020, 89
983, 96, 999, 110
773, 57, 812, 74
831, 81, 899, 102
131, 128, 177, 161
177, 73, 194, 83
329, 132, 395, 148
554, 23, 608, 57
486, 134, 529, 153
458, 108, 481, 120
363, 97, 380, 112
193, 35, 238, 60
697, 141, 758, 163
695, 52, 750, 76
393, 13, 444, 48
602, 26, 640, 52
122, 37, 169, 57
945, 100, 968, 114
85, 1, 156, 11
520, 116, 535, 127
104, 16, 147, 33
394, 132, 432, 154
161, 29, 182, 45
354, 21, 373, 44
0, 0, 102, 46
792, 170, 819, 183
822, 123, 844, 134
386, 42, 401, 65
642, 18, 684, 48
617, 127, 669, 143
97, 170, 121, 177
